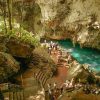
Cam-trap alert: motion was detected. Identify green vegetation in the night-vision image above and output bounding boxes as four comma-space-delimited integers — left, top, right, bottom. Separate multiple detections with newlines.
0, 18, 40, 47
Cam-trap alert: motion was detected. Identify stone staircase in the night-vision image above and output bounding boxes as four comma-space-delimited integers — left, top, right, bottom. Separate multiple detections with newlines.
0, 83, 24, 100
33, 69, 49, 88
3, 91, 24, 100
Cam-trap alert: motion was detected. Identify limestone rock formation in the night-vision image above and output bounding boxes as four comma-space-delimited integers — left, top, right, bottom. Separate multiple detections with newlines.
36, 0, 100, 50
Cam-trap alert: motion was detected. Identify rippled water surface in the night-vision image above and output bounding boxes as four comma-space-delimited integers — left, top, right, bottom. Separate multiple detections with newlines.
58, 40, 100, 72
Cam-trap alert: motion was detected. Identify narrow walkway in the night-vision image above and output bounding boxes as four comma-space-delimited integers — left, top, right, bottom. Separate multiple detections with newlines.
45, 48, 69, 88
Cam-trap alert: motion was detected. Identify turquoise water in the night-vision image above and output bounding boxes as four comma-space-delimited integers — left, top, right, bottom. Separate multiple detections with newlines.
58, 40, 100, 72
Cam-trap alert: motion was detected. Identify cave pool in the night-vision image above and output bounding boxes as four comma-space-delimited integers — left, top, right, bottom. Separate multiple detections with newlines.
57, 40, 100, 72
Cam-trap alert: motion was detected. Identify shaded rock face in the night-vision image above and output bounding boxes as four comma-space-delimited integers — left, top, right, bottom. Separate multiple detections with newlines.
0, 36, 35, 83
36, 0, 100, 50
0, 52, 20, 83
13, 1, 42, 34
6, 38, 34, 58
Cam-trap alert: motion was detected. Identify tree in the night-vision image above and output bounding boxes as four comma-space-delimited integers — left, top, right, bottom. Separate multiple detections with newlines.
0, 0, 7, 33
7, 0, 12, 30
20, 0, 24, 34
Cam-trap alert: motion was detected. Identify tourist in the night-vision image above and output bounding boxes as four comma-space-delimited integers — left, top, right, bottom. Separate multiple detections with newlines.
47, 84, 55, 100
67, 55, 73, 64
60, 85, 64, 94
55, 43, 58, 50
53, 82, 57, 89
50, 41, 54, 49
63, 80, 70, 90
47, 83, 51, 89
48, 47, 52, 54
53, 88, 60, 100
44, 40, 47, 43
49, 90, 55, 100
68, 78, 74, 88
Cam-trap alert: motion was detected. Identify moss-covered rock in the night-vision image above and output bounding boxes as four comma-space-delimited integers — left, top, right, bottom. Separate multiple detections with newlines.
6, 38, 35, 58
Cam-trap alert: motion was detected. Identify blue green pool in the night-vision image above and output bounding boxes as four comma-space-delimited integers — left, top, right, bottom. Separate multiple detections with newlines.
58, 40, 100, 72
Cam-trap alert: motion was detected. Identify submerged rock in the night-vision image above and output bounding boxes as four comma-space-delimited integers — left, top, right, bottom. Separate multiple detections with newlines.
0, 52, 20, 83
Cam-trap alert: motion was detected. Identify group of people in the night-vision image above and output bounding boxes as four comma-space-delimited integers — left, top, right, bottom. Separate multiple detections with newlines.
47, 78, 83, 100
42, 40, 75, 67
83, 85, 100, 95
47, 83, 61, 100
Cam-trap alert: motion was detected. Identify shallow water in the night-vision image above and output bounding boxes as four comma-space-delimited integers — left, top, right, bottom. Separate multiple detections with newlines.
58, 40, 100, 72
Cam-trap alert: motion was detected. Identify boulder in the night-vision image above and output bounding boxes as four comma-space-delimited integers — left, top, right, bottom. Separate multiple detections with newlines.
6, 38, 35, 58
0, 52, 20, 83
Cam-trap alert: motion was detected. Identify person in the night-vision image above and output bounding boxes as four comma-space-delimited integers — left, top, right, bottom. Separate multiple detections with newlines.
47, 84, 51, 88
63, 80, 70, 90
50, 41, 53, 49
44, 40, 47, 43
53, 88, 60, 100
67, 55, 72, 64
53, 82, 57, 89
48, 47, 52, 54
60, 85, 64, 94
55, 43, 58, 50
48, 89, 54, 100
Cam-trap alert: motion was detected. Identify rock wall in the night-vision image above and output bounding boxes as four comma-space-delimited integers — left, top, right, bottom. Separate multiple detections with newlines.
0, 36, 34, 83
36, 0, 100, 50
0, 35, 56, 83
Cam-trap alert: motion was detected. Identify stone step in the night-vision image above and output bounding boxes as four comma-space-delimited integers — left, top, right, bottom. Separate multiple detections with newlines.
3, 91, 24, 100
33, 70, 49, 87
